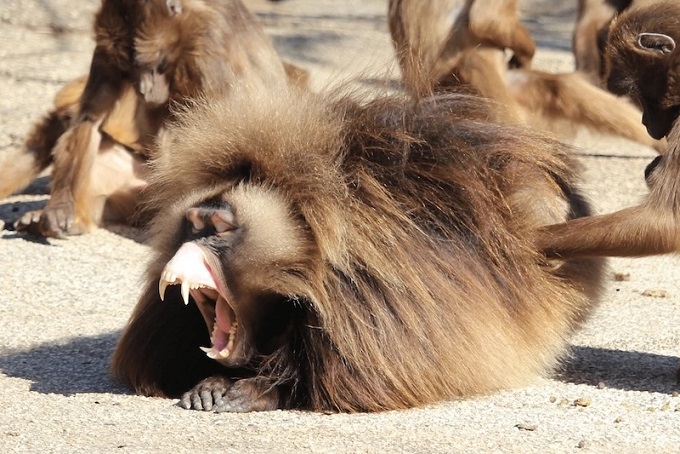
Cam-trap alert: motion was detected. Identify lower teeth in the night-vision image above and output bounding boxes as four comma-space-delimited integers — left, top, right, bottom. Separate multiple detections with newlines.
200, 346, 230, 359
201, 322, 237, 360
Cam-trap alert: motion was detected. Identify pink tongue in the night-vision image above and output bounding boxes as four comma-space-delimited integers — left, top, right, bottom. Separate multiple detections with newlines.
212, 297, 233, 351
215, 296, 233, 334
165, 242, 216, 287
213, 327, 229, 351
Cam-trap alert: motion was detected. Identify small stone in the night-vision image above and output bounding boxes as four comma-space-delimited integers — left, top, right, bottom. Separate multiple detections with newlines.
515, 423, 537, 431
621, 402, 636, 411
641, 289, 669, 298
596, 382, 605, 389
614, 416, 623, 423
612, 272, 630, 282
549, 396, 557, 403
560, 398, 570, 406
574, 397, 592, 407
576, 440, 587, 449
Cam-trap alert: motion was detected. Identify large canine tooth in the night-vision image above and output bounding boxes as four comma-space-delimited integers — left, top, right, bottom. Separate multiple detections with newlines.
159, 279, 170, 301
181, 280, 190, 305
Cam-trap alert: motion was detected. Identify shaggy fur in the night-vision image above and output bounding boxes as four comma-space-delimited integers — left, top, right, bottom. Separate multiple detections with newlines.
0, 76, 84, 198
388, 0, 535, 100
111, 82, 605, 412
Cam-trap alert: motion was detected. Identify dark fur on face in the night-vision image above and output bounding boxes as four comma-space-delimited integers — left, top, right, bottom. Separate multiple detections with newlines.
111, 83, 604, 412
605, 2, 680, 139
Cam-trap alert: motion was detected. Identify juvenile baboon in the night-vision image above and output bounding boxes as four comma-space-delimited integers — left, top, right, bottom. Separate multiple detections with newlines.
538, 1, 680, 259
110, 81, 604, 413
388, 0, 664, 151
0, 0, 292, 238
0, 76, 86, 202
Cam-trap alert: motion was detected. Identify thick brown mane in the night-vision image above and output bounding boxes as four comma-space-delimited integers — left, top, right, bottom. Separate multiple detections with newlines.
114, 83, 603, 412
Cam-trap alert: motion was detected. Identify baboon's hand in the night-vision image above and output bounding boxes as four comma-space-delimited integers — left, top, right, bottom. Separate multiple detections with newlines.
179, 376, 279, 413
139, 70, 170, 105
38, 202, 84, 238
179, 376, 232, 412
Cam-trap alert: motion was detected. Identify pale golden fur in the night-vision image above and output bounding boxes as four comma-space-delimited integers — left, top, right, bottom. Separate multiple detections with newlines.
388, 0, 535, 98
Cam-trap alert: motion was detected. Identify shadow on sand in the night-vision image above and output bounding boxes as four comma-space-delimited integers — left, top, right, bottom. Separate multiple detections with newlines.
1, 334, 677, 397
557, 345, 679, 393
0, 331, 129, 396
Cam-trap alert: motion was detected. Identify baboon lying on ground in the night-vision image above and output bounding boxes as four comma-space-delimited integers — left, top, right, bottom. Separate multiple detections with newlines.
111, 79, 604, 412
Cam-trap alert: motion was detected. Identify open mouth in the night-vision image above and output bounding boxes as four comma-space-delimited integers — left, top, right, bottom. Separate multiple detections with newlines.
158, 242, 239, 363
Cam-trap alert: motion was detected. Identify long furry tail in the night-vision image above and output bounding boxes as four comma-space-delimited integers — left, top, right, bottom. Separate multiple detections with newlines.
0, 111, 67, 198
0, 75, 85, 199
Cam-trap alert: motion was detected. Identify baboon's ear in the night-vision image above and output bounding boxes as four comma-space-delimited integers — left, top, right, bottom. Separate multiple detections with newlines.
637, 33, 676, 54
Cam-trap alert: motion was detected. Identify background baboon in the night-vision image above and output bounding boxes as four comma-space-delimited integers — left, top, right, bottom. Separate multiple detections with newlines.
0, 0, 292, 238
538, 1, 680, 259
573, 0, 632, 85
111, 81, 604, 412
572, 0, 658, 85
388, 0, 664, 151
388, 0, 536, 97
605, 3, 680, 141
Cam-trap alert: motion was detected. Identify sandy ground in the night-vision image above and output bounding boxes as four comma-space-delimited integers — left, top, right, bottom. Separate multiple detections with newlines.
1, 1, 679, 453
